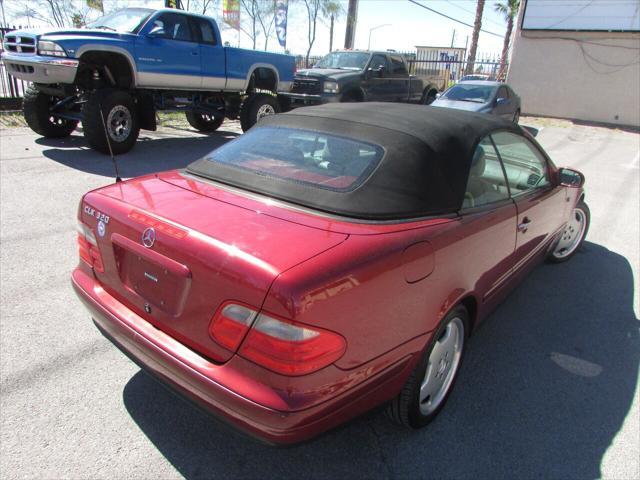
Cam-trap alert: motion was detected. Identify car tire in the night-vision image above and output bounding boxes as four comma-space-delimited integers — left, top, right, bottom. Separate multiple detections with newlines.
513, 109, 520, 124
386, 304, 468, 428
421, 89, 437, 105
23, 85, 78, 138
83, 88, 140, 155
239, 93, 280, 132
548, 200, 590, 263
185, 112, 224, 132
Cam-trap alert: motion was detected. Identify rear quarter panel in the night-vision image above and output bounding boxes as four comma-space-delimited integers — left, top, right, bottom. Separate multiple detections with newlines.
262, 213, 518, 370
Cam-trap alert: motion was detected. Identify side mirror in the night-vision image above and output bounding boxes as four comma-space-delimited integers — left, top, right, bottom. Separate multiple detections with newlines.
435, 93, 441, 99
367, 66, 385, 77
559, 167, 585, 188
147, 25, 164, 38
496, 97, 508, 105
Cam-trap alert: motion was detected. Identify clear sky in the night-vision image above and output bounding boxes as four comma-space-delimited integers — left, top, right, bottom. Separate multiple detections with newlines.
3, 0, 511, 56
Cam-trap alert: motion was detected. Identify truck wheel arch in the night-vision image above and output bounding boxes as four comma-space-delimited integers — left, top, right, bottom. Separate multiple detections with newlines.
76, 45, 137, 88
341, 86, 365, 102
421, 86, 438, 105
246, 64, 279, 93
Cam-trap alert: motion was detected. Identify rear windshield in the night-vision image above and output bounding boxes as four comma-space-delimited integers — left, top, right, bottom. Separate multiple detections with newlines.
201, 127, 384, 192
443, 84, 497, 103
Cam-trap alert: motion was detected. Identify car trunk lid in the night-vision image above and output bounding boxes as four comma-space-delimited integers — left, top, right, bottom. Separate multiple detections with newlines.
81, 174, 347, 363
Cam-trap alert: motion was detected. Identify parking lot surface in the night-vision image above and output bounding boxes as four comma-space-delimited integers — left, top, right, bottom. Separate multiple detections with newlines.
1, 118, 638, 479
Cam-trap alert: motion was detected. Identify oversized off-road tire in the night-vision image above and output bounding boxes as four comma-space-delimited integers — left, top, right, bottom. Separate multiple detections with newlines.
185, 112, 224, 132
548, 200, 590, 263
386, 305, 468, 428
239, 93, 280, 132
82, 88, 139, 155
22, 85, 78, 138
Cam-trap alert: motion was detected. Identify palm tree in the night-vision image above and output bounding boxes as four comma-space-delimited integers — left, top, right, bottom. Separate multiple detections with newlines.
325, 1, 343, 52
494, 0, 520, 80
465, 0, 485, 76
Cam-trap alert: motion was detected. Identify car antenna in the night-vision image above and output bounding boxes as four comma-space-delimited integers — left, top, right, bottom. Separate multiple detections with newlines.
99, 106, 122, 183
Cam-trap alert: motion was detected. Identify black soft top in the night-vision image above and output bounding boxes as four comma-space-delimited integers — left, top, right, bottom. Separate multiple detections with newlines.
187, 103, 522, 220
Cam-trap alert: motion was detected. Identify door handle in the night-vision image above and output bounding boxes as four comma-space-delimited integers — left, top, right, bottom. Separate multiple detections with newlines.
517, 217, 532, 233
191, 51, 199, 56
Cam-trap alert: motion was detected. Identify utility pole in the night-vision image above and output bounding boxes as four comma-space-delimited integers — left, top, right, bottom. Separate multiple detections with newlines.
344, 0, 358, 49
450, 29, 456, 48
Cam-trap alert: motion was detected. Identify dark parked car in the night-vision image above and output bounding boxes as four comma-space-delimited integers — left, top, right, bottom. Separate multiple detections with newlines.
73, 103, 589, 445
281, 50, 439, 107
431, 80, 521, 123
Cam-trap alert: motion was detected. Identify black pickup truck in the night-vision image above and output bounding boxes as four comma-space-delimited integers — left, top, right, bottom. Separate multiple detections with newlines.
281, 50, 439, 107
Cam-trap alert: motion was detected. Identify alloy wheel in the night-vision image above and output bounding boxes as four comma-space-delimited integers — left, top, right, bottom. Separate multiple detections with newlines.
552, 207, 587, 259
419, 317, 465, 415
106, 105, 132, 142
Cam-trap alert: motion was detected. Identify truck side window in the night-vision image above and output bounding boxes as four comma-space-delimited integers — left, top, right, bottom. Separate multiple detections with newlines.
369, 54, 388, 71
193, 17, 217, 45
390, 55, 407, 75
152, 13, 195, 42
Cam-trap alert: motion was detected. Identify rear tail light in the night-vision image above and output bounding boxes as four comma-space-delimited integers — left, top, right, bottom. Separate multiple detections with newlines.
209, 303, 258, 351
238, 313, 346, 376
77, 222, 104, 272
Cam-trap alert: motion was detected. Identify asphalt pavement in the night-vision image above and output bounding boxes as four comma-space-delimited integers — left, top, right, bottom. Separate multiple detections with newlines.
1, 117, 638, 479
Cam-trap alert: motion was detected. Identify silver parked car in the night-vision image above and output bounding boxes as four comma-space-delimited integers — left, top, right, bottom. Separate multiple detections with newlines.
430, 81, 521, 123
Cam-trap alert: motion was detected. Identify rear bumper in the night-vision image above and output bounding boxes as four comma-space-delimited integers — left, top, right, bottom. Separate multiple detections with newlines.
71, 267, 417, 445
1, 52, 78, 84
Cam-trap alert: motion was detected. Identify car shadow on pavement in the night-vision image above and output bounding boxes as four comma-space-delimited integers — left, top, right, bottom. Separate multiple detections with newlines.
37, 130, 239, 178
122, 242, 639, 480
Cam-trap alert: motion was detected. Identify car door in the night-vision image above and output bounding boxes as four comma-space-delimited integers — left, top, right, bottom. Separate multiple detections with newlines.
190, 16, 226, 90
364, 54, 393, 101
388, 54, 410, 102
135, 11, 201, 89
457, 136, 517, 301
491, 131, 566, 272
493, 86, 513, 120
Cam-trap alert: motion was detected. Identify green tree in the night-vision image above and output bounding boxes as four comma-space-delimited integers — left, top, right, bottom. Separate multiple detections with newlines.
494, 0, 520, 80
324, 1, 343, 52
302, 0, 344, 66
465, 0, 485, 75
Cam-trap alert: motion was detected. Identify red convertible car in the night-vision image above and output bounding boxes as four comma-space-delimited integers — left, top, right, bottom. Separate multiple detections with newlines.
72, 103, 589, 444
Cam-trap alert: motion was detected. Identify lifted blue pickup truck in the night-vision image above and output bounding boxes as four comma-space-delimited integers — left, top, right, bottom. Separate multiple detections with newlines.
1, 8, 295, 154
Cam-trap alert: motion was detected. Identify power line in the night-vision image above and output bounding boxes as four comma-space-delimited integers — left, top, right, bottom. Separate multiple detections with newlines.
407, 0, 504, 38
443, 0, 505, 28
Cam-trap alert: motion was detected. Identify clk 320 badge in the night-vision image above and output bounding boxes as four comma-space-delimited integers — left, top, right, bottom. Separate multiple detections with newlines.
83, 204, 110, 224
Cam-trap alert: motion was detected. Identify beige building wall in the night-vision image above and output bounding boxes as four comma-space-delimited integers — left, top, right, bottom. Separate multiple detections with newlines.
507, 15, 640, 127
